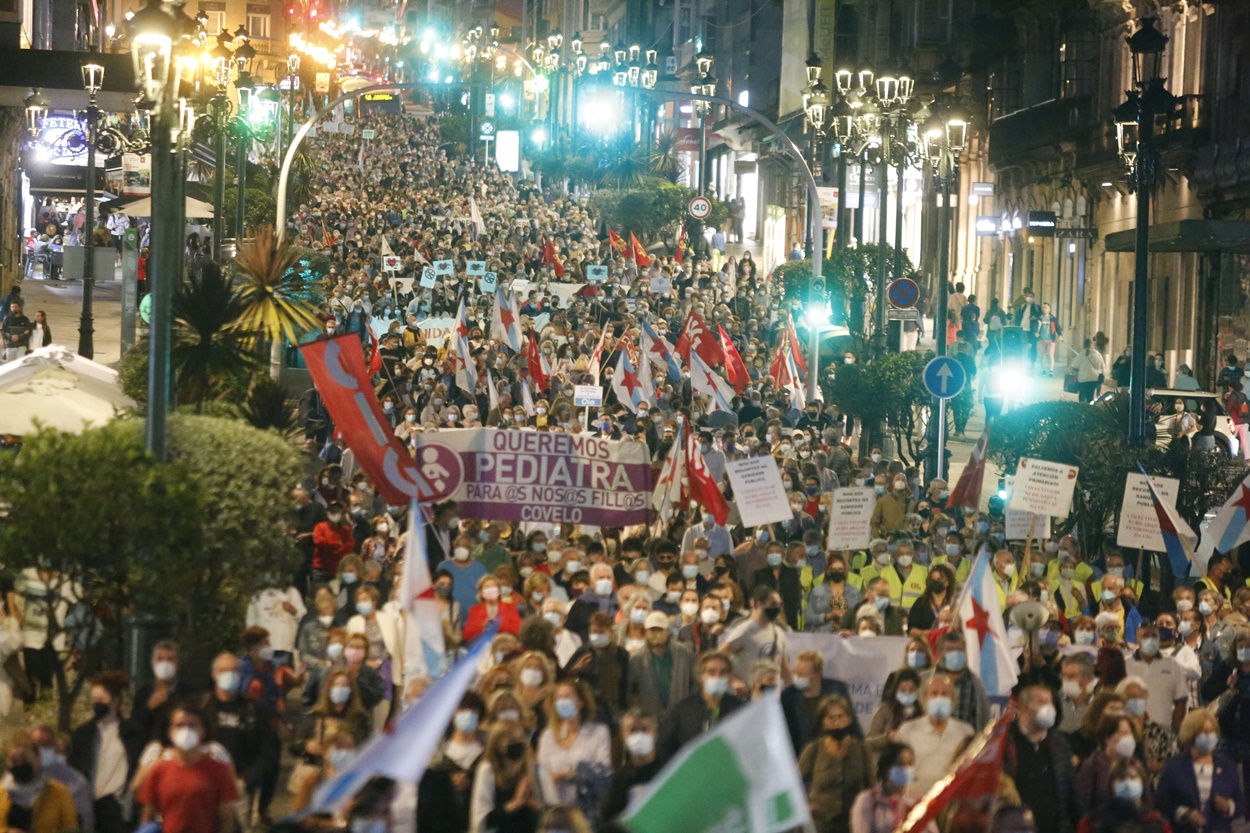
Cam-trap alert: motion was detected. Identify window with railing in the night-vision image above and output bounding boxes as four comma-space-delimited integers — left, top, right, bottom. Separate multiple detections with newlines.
247, 12, 270, 39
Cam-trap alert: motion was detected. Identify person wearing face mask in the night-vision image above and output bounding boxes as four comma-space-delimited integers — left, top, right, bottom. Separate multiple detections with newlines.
564, 564, 619, 642
849, 742, 918, 833
68, 670, 143, 833
999, 684, 1075, 833
468, 722, 543, 833
1199, 629, 1250, 789
1193, 553, 1235, 604
539, 599, 583, 668
865, 670, 924, 758
721, 587, 793, 679
656, 651, 744, 764
132, 642, 197, 742
805, 554, 863, 634
201, 653, 275, 827
137, 705, 239, 833
845, 578, 905, 636
1091, 553, 1144, 607
534, 681, 611, 817
296, 586, 340, 670
437, 535, 489, 627
245, 575, 307, 669
926, 632, 990, 731
751, 544, 801, 627
626, 611, 697, 716
870, 474, 916, 539
461, 576, 521, 644
1058, 653, 1098, 734
680, 508, 733, 560
1156, 710, 1243, 833
781, 651, 859, 754
470, 522, 510, 573
1125, 624, 1189, 734
27, 726, 91, 833
990, 549, 1021, 607
312, 502, 356, 586
877, 537, 928, 613
417, 691, 486, 833
601, 711, 662, 819
424, 501, 460, 573
796, 693, 872, 833
0, 729, 76, 833
1096, 573, 1142, 645
1151, 612, 1201, 708
1051, 554, 1093, 620
1074, 713, 1143, 815
895, 674, 974, 796
563, 612, 630, 719
1078, 757, 1170, 833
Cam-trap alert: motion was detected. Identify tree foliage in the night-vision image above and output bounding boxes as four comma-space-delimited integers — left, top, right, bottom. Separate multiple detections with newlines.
591, 179, 699, 241
828, 351, 970, 464
988, 393, 1248, 558
172, 262, 257, 408
0, 423, 204, 728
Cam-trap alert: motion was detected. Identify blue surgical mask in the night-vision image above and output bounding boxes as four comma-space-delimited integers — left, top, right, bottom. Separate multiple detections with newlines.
767, 552, 783, 567
943, 650, 966, 672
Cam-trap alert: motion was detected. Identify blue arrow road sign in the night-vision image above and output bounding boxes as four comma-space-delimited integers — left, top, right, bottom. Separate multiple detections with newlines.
923, 356, 966, 400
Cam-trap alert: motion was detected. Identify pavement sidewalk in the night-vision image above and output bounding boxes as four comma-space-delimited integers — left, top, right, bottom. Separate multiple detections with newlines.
17, 264, 125, 366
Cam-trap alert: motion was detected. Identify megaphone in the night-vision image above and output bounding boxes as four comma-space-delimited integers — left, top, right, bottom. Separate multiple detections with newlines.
1010, 600, 1051, 661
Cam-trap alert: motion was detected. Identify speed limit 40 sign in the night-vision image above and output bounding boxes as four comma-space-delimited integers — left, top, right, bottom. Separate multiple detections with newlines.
688, 196, 712, 219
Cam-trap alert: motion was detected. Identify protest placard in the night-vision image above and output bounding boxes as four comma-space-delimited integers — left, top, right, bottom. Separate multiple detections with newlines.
725, 456, 793, 527
1117, 472, 1180, 551
1008, 458, 1079, 517
827, 487, 875, 550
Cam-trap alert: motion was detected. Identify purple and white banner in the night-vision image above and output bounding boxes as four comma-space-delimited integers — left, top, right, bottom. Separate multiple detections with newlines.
415, 428, 653, 526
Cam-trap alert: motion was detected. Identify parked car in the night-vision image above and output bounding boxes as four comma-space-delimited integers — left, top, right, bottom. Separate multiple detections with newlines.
1098, 388, 1239, 455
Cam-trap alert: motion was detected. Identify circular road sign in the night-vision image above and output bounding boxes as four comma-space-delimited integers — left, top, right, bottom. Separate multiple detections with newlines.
480, 120, 495, 136
887, 278, 919, 309
688, 196, 712, 219
923, 356, 967, 400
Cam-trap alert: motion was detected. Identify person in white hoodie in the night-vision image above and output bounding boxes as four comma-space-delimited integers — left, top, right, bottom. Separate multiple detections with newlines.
245, 578, 306, 666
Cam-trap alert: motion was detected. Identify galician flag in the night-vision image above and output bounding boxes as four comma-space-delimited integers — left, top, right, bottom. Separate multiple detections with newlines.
956, 546, 1018, 697
1197, 472, 1250, 573
689, 350, 736, 413
620, 699, 811, 833
397, 498, 445, 679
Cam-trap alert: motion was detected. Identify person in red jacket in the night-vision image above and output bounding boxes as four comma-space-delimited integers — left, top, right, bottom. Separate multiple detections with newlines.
462, 574, 521, 642
312, 502, 355, 584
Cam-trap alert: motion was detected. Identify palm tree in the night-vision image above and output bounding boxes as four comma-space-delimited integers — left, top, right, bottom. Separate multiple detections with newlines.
172, 262, 256, 408
599, 148, 650, 189
238, 376, 301, 437
650, 130, 683, 183
232, 224, 326, 378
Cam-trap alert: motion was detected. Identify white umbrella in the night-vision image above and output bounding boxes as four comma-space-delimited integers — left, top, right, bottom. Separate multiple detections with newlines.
114, 195, 215, 218
0, 345, 136, 435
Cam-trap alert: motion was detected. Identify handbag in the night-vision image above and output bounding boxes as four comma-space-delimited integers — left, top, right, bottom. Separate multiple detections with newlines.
4, 652, 32, 702
1063, 369, 1079, 394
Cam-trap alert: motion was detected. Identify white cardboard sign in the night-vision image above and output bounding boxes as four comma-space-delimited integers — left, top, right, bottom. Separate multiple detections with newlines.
1117, 472, 1181, 551
726, 456, 793, 528
1005, 510, 1051, 541
827, 486, 876, 551
1008, 457, 1079, 518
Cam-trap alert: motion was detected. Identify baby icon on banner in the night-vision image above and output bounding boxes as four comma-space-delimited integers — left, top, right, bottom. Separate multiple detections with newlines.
416, 444, 462, 502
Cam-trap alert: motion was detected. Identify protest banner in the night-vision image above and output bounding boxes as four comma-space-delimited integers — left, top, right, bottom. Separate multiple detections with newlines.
1118, 471, 1181, 551
1005, 510, 1050, 541
433, 260, 454, 275
419, 268, 436, 288
466, 260, 486, 276
480, 271, 498, 293
1008, 457, 1079, 517
586, 264, 608, 281
414, 428, 652, 525
725, 457, 792, 527
786, 634, 908, 731
826, 486, 875, 550
414, 317, 456, 348
650, 276, 673, 296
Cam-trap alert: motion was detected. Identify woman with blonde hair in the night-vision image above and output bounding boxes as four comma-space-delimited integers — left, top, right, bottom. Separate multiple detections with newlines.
469, 721, 543, 833
513, 651, 556, 724
535, 681, 611, 823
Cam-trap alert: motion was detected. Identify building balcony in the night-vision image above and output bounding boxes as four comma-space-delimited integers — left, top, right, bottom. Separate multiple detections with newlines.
988, 96, 1095, 169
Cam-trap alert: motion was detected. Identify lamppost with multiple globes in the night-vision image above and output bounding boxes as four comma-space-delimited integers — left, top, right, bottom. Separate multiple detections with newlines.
126, 0, 200, 458
690, 52, 715, 196
77, 61, 105, 359
1113, 16, 1174, 448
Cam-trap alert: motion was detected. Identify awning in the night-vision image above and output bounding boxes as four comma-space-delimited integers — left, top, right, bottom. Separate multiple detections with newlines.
1104, 220, 1250, 254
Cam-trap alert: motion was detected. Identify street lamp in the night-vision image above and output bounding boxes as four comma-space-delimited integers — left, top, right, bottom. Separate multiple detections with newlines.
23, 89, 48, 138
1115, 15, 1174, 447
690, 54, 715, 196
127, 0, 197, 459
77, 60, 105, 359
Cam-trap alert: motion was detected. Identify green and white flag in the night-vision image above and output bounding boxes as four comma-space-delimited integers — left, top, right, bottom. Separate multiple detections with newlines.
621, 699, 812, 833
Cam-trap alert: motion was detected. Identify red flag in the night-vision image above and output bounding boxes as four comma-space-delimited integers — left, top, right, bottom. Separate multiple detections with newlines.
674, 223, 686, 264
367, 330, 382, 376
525, 332, 549, 392
541, 238, 566, 278
787, 321, 808, 374
947, 427, 990, 511
300, 335, 427, 506
608, 228, 627, 256
630, 232, 651, 267
770, 325, 807, 381
717, 325, 749, 393
897, 711, 1013, 833
687, 435, 730, 525
674, 310, 724, 368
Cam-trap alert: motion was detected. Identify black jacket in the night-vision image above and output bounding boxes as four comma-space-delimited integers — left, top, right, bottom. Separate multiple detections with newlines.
202, 694, 276, 789
657, 692, 744, 765
131, 680, 199, 741
68, 716, 145, 788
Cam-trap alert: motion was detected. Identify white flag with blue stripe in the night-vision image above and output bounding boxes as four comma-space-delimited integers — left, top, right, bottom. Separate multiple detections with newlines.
957, 547, 1018, 697
310, 623, 497, 812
